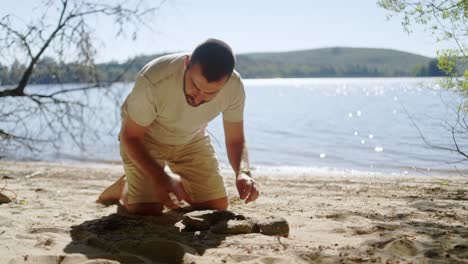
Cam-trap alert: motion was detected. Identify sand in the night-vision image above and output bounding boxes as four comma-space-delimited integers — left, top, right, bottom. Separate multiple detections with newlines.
0, 160, 467, 264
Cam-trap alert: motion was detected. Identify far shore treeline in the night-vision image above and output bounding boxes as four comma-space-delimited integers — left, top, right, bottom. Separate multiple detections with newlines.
0, 47, 456, 85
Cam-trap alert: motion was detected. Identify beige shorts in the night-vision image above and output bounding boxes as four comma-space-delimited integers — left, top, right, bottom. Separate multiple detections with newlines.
120, 134, 227, 205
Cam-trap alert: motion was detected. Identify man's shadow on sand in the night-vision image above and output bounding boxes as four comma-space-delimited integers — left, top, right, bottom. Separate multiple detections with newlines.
63, 206, 230, 264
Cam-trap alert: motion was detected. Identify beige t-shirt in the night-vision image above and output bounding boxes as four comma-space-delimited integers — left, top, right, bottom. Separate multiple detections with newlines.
121, 53, 245, 145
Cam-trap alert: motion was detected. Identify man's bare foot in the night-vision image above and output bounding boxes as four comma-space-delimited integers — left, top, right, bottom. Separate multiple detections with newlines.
96, 175, 126, 206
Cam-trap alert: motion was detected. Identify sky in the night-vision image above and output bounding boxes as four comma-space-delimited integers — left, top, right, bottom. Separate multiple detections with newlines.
1, 0, 455, 63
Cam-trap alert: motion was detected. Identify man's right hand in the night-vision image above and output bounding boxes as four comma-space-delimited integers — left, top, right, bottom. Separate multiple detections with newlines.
121, 117, 192, 209
154, 173, 192, 209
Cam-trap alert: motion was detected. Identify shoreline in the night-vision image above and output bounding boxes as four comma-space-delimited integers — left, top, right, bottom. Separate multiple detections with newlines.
0, 160, 467, 263
1, 158, 466, 179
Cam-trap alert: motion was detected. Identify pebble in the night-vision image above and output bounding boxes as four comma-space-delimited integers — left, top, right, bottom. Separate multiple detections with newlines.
0, 193, 11, 204
255, 216, 289, 237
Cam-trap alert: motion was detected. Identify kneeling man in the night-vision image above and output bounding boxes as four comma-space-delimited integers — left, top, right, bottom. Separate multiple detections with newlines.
97, 39, 259, 215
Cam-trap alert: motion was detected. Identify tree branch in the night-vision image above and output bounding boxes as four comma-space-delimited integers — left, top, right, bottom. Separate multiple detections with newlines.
0, 0, 166, 155
400, 101, 468, 155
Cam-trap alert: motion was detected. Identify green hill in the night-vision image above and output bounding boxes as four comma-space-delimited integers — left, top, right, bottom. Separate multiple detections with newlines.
0, 47, 448, 85
235, 47, 438, 78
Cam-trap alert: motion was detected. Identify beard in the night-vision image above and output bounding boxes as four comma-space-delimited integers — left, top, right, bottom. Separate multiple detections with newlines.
185, 95, 206, 107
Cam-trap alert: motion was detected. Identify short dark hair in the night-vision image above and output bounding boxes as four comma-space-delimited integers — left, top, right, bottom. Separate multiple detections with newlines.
189, 39, 235, 83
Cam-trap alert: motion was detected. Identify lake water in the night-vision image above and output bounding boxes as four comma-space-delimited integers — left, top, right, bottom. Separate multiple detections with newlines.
3, 77, 468, 176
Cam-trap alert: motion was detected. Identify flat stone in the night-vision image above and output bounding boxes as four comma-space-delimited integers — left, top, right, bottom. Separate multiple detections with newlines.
182, 210, 289, 236
211, 220, 255, 234
182, 215, 211, 231
255, 216, 289, 237
0, 193, 11, 204
424, 248, 441, 258
449, 244, 468, 259
185, 210, 238, 222
384, 238, 419, 257
182, 210, 239, 231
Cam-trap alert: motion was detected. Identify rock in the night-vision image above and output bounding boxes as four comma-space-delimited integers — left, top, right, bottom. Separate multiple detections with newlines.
181, 210, 215, 231
211, 220, 255, 234
182, 215, 211, 231
182, 210, 289, 237
182, 210, 239, 231
255, 216, 289, 237
424, 248, 441, 258
186, 210, 238, 222
384, 238, 419, 257
0, 192, 11, 204
448, 244, 468, 259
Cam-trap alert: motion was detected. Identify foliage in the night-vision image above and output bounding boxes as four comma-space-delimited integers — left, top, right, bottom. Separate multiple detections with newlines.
378, 0, 468, 160
0, 0, 165, 156
378, 0, 467, 90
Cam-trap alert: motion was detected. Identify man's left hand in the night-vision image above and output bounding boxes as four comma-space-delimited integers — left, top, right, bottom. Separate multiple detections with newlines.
236, 172, 260, 203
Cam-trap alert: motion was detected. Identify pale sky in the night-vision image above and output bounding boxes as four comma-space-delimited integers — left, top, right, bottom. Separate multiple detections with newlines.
1, 0, 454, 63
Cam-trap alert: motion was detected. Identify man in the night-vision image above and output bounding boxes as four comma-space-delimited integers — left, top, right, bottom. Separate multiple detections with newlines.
97, 39, 259, 215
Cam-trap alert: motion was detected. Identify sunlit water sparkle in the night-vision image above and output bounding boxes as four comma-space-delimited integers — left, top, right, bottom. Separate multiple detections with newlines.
3, 77, 467, 176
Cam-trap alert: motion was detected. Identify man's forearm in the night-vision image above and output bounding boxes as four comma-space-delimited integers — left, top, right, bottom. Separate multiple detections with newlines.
226, 141, 250, 177
122, 137, 167, 183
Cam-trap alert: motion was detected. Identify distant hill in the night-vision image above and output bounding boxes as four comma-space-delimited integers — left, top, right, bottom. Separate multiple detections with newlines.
235, 47, 439, 78
0, 47, 448, 85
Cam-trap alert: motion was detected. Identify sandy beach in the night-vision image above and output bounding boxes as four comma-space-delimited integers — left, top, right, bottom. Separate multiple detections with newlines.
0, 160, 467, 263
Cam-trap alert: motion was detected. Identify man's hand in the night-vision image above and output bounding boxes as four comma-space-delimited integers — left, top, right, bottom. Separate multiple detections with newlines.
154, 173, 192, 209
121, 117, 192, 208
236, 172, 260, 203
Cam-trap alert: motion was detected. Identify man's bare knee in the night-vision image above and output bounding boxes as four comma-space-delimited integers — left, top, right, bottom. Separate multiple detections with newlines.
125, 202, 164, 216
